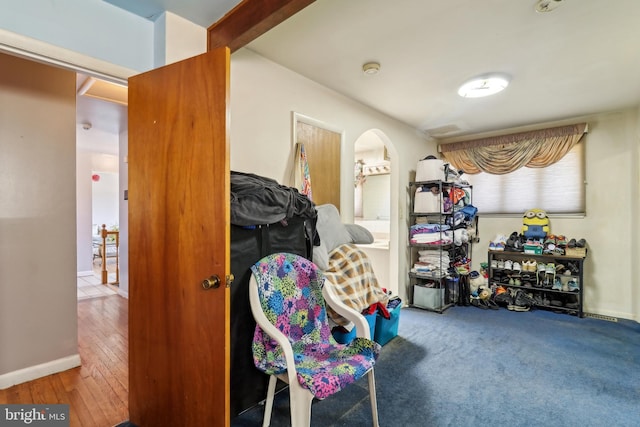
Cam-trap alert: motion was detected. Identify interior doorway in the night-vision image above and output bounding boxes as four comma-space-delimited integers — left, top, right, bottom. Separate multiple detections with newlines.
75, 72, 127, 295
354, 129, 399, 296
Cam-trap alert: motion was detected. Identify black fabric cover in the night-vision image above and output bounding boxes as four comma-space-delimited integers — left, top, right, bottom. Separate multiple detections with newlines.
230, 170, 317, 226
230, 218, 313, 417
229, 171, 318, 417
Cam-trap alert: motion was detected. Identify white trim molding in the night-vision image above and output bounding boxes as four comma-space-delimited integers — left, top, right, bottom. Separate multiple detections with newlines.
0, 28, 136, 84
0, 354, 81, 390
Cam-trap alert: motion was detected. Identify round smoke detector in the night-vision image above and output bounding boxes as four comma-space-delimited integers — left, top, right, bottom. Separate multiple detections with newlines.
535, 0, 564, 13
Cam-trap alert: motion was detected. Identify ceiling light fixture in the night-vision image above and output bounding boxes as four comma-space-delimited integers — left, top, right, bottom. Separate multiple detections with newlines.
457, 74, 510, 98
535, 0, 564, 13
362, 62, 381, 75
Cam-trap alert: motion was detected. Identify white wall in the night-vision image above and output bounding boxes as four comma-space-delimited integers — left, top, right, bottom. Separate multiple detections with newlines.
118, 130, 129, 298
76, 127, 119, 275
230, 48, 433, 302
0, 0, 153, 72
467, 109, 639, 321
155, 12, 207, 68
0, 53, 79, 387
91, 172, 119, 229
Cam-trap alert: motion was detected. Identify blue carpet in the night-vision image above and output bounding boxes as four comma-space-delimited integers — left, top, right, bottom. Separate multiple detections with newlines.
232, 306, 640, 426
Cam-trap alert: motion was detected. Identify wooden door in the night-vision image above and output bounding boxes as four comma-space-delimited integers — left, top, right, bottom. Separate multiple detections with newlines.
128, 48, 231, 426
295, 121, 341, 210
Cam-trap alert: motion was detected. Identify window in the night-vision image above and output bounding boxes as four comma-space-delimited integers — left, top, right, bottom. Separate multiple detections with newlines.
465, 143, 584, 215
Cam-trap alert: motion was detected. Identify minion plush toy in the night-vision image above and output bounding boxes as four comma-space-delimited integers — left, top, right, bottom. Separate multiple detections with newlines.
522, 208, 549, 241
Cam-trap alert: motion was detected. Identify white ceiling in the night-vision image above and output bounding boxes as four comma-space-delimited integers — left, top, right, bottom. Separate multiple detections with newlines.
94, 0, 640, 139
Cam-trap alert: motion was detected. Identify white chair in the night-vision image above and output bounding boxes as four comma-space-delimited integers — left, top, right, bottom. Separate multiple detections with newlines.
248, 252, 380, 427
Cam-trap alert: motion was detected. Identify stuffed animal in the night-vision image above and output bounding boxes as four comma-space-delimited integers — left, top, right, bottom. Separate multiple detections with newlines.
522, 208, 549, 241
469, 271, 487, 297
478, 286, 492, 301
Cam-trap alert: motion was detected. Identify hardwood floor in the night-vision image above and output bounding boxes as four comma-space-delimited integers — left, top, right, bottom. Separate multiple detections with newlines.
0, 295, 129, 426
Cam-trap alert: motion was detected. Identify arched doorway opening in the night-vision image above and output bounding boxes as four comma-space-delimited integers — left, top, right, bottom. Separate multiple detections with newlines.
353, 129, 399, 296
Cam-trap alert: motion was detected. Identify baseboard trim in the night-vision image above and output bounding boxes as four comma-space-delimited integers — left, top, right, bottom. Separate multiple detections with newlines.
77, 270, 94, 277
118, 289, 129, 299
0, 354, 81, 390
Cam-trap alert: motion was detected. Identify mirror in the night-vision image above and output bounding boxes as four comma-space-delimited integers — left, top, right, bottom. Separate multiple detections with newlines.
354, 131, 390, 242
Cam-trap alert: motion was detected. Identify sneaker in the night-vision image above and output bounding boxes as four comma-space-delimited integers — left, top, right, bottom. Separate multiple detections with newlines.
508, 290, 535, 312
545, 263, 556, 275
504, 260, 513, 271
519, 291, 536, 306
568, 279, 580, 292
512, 261, 521, 273
552, 277, 563, 290
495, 289, 513, 307
556, 235, 568, 247
489, 241, 496, 251
565, 294, 579, 309
536, 263, 546, 286
529, 260, 537, 272
491, 259, 498, 268
497, 260, 505, 269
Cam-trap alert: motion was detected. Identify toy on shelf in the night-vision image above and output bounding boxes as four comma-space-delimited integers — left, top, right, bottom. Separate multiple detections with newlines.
522, 208, 549, 242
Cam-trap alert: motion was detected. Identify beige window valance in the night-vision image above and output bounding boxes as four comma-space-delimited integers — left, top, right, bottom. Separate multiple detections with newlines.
438, 123, 588, 175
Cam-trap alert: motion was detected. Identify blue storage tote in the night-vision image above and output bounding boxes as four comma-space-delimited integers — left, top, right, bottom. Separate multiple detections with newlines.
374, 300, 403, 346
332, 311, 377, 344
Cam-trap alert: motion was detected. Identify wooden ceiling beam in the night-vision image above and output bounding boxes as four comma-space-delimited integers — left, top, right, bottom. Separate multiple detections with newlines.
207, 0, 315, 53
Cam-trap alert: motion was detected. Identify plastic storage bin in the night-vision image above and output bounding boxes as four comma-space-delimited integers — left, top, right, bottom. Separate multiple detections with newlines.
332, 311, 377, 344
374, 301, 403, 346
413, 286, 445, 310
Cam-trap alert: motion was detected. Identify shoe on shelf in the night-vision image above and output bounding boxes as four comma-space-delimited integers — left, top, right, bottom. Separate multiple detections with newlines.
512, 261, 521, 273
567, 261, 580, 275
568, 238, 577, 248
565, 294, 579, 309
545, 263, 556, 276
497, 260, 505, 269
504, 260, 513, 271
544, 234, 557, 245
568, 279, 580, 292
491, 259, 498, 268
556, 235, 568, 247
576, 238, 587, 248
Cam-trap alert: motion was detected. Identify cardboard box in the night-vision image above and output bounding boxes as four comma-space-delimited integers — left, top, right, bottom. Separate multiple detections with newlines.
523, 244, 543, 255
374, 302, 402, 346
565, 247, 587, 258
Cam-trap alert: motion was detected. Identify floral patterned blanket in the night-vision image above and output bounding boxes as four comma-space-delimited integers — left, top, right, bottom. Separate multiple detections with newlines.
251, 252, 380, 399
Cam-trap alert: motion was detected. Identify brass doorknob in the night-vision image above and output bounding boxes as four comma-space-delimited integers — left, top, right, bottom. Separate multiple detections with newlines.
202, 275, 221, 290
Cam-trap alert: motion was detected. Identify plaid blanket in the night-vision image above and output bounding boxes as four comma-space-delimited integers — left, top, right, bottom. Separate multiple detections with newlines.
323, 243, 389, 326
